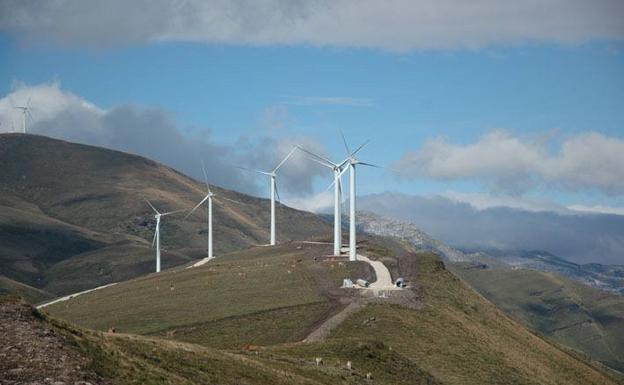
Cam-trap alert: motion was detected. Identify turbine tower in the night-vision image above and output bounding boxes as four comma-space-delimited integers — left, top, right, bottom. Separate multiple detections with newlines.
146, 199, 182, 272
238, 147, 297, 246
15, 97, 33, 134
340, 133, 380, 261
186, 162, 216, 261
296, 145, 349, 256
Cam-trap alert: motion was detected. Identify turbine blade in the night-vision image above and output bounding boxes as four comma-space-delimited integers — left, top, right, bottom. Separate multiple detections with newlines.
152, 231, 157, 248
26, 97, 31, 108
359, 161, 383, 168
274, 182, 282, 203
144, 198, 160, 214
185, 195, 210, 219
236, 166, 271, 176
26, 109, 34, 121
200, 160, 212, 194
296, 145, 335, 168
340, 129, 351, 156
338, 157, 350, 169
161, 209, 185, 216
351, 139, 370, 156
273, 146, 297, 173
339, 164, 350, 178
306, 154, 335, 169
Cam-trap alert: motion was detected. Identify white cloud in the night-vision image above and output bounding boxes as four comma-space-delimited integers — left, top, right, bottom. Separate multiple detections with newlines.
394, 129, 624, 196
0, 82, 328, 196
568, 205, 624, 216
440, 191, 569, 213
1, 0, 623, 50
286, 190, 335, 213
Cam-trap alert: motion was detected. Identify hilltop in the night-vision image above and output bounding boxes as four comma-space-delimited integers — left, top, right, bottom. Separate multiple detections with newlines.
42, 241, 624, 385
0, 133, 332, 296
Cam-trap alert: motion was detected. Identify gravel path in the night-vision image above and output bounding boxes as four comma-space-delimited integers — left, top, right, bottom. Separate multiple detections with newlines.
357, 254, 399, 290
36, 283, 118, 309
303, 302, 363, 342
303, 251, 402, 342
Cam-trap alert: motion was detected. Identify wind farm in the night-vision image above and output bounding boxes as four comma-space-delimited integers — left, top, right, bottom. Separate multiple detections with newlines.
2, 2, 623, 384
2, 133, 623, 385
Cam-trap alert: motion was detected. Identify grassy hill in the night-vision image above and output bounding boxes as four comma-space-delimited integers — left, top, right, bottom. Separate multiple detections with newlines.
0, 275, 53, 303
450, 261, 624, 373
0, 133, 332, 296
43, 242, 624, 384
3, 295, 441, 385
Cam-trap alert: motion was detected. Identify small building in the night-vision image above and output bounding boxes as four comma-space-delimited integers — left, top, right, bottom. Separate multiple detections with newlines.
342, 278, 354, 288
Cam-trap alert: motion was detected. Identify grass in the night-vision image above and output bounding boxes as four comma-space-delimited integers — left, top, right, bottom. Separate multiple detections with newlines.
37, 296, 437, 385
315, 252, 624, 385
0, 133, 334, 297
44, 243, 369, 338
44, 243, 624, 384
450, 261, 624, 373
155, 302, 333, 348
0, 275, 53, 303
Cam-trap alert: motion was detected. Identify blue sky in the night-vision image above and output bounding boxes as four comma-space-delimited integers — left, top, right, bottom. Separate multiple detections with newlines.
1, 1, 623, 213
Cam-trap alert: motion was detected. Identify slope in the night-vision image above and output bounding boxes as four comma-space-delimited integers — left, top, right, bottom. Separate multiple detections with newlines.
2, 295, 440, 385
42, 241, 624, 384
0, 133, 332, 296
451, 261, 624, 372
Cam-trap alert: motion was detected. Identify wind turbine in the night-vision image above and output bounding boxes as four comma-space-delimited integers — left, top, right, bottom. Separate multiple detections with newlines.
145, 199, 183, 273
238, 147, 297, 246
15, 97, 33, 134
296, 145, 349, 256
340, 133, 380, 261
186, 162, 216, 261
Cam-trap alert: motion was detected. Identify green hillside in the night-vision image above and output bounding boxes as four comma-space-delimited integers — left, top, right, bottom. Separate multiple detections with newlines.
0, 133, 332, 296
450, 261, 624, 373
43, 243, 624, 385
3, 294, 441, 385
0, 275, 53, 303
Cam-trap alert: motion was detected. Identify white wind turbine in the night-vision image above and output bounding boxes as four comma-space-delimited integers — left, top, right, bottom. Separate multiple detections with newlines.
296, 145, 349, 256
15, 97, 33, 134
145, 199, 183, 272
340, 132, 381, 261
186, 162, 216, 261
238, 147, 297, 246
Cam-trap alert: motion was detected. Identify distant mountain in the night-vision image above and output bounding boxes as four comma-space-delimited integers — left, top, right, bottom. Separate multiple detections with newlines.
0, 133, 332, 296
356, 211, 469, 261
475, 249, 624, 295
359, 192, 624, 265
357, 210, 624, 295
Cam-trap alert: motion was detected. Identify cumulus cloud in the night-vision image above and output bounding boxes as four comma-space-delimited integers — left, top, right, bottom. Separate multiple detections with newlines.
0, 81, 328, 196
1, 0, 623, 50
394, 129, 624, 195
